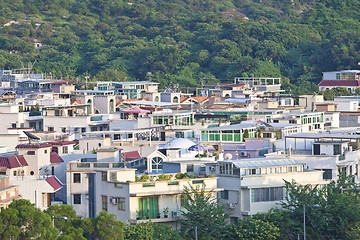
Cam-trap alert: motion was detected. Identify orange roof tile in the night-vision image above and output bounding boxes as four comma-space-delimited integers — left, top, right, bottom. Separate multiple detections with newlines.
71, 100, 82, 105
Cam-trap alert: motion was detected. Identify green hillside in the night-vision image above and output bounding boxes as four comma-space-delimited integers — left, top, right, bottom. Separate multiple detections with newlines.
1, 0, 360, 94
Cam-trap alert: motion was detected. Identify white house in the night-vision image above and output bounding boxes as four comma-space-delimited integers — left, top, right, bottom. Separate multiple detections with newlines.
212, 158, 328, 220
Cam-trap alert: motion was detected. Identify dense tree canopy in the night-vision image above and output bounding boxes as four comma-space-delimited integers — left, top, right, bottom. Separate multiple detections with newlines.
1, 0, 360, 93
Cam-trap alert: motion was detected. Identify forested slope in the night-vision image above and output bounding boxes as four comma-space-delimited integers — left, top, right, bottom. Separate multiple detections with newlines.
1, 0, 360, 94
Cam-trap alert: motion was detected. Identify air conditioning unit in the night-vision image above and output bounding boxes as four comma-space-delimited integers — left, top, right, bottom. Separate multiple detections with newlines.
109, 197, 118, 204
227, 203, 235, 209
240, 151, 247, 157
172, 211, 180, 218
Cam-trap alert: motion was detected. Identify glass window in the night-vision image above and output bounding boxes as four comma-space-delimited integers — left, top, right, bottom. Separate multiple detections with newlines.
251, 187, 284, 202
102, 172, 107, 181
73, 173, 81, 183
73, 194, 81, 204
118, 198, 125, 210
115, 183, 123, 188
102, 196, 108, 211
192, 180, 203, 184
168, 181, 179, 185
138, 197, 159, 219
220, 190, 229, 200
143, 183, 155, 187
27, 151, 35, 155
151, 157, 163, 173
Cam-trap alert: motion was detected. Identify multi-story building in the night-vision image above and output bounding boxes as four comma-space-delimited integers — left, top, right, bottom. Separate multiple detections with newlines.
319, 70, 360, 92
211, 158, 327, 220
94, 169, 220, 227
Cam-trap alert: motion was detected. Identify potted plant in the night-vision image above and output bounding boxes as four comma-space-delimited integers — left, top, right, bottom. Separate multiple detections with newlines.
157, 212, 161, 218
163, 207, 169, 218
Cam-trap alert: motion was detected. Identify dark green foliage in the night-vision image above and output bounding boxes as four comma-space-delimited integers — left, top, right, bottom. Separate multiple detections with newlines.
124, 220, 182, 240
0, 199, 59, 239
227, 218, 280, 240
177, 184, 230, 240
252, 172, 360, 240
0, 1, 360, 90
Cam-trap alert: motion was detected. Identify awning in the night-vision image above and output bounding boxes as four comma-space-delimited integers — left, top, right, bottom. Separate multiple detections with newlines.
123, 106, 150, 114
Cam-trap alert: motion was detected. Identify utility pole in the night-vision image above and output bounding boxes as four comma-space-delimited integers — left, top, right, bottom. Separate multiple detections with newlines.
84, 72, 89, 90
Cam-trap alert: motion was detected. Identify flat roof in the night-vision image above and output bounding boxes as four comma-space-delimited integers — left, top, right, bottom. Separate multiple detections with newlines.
314, 141, 349, 144
267, 123, 299, 128
221, 158, 300, 168
203, 122, 256, 131
96, 81, 159, 85
285, 132, 360, 140
151, 111, 193, 116
124, 100, 175, 107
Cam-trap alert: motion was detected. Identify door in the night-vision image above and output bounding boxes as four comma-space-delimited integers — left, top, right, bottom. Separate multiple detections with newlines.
313, 144, 320, 155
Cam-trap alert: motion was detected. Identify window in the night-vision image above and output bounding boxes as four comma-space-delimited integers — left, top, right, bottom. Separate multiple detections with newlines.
151, 157, 163, 173
181, 195, 188, 207
48, 127, 54, 131
102, 172, 107, 181
219, 163, 232, 175
115, 183, 123, 188
44, 150, 47, 154
323, 169, 332, 180
187, 164, 194, 172
192, 180, 203, 184
81, 128, 86, 133
175, 132, 184, 138
110, 172, 117, 181
143, 183, 155, 187
27, 151, 35, 155
73, 173, 81, 183
73, 194, 81, 204
118, 198, 125, 210
102, 196, 108, 211
168, 181, 179, 185
61, 127, 66, 133
263, 133, 272, 138
251, 187, 284, 202
333, 145, 341, 155
91, 127, 97, 132
139, 197, 159, 219
220, 190, 229, 200
336, 73, 340, 80
63, 146, 68, 154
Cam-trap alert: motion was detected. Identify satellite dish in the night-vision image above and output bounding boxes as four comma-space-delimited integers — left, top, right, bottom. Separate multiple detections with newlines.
225, 153, 232, 160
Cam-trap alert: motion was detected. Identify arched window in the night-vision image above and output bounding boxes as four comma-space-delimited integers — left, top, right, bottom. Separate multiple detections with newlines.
154, 96, 159, 102
109, 99, 114, 113
173, 96, 179, 103
151, 157, 163, 173
87, 99, 92, 114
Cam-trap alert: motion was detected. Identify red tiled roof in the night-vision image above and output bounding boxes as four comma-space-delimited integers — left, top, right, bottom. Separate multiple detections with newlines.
47, 141, 76, 146
318, 80, 360, 87
51, 81, 68, 85
71, 100, 82, 105
0, 155, 28, 169
16, 143, 52, 149
180, 96, 210, 103
121, 151, 141, 160
46, 176, 63, 191
50, 152, 64, 164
